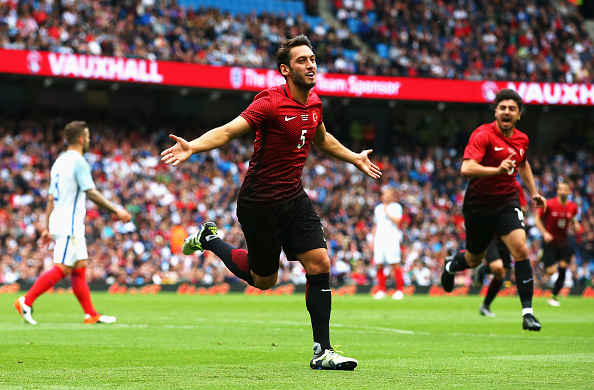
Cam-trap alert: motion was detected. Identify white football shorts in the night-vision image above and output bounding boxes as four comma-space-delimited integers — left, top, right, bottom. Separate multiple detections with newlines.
53, 235, 88, 267
373, 240, 401, 265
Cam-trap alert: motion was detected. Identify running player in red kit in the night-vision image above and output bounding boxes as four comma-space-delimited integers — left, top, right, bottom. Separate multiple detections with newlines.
161, 35, 381, 370
440, 89, 547, 331
534, 182, 580, 306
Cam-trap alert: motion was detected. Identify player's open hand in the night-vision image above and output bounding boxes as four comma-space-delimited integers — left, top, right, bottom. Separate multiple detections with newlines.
161, 134, 192, 166
354, 149, 382, 179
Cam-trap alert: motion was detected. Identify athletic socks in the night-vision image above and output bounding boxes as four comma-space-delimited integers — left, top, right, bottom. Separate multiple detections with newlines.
394, 266, 404, 292
483, 278, 503, 308
446, 252, 470, 274
552, 267, 567, 296
514, 259, 534, 310
376, 265, 386, 292
24, 266, 65, 306
306, 273, 332, 350
71, 267, 98, 316
203, 237, 255, 286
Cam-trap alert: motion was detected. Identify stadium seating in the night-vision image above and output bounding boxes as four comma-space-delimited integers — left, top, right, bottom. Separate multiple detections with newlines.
330, 0, 594, 81
177, 0, 323, 26
1, 0, 592, 81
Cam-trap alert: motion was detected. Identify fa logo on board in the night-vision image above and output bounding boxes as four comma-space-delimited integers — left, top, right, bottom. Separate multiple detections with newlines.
27, 51, 42, 74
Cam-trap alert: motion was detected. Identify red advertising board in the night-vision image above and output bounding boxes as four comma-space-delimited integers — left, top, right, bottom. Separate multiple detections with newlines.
1, 49, 592, 105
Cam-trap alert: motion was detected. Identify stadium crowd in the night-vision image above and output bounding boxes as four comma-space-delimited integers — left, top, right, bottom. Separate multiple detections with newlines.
0, 0, 592, 82
331, 0, 594, 82
1, 115, 593, 290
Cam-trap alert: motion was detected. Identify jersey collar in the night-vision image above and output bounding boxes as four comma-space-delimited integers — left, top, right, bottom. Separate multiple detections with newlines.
282, 84, 310, 106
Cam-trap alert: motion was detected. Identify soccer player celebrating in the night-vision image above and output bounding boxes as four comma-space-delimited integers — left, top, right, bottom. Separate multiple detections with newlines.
161, 35, 381, 370
14, 121, 131, 325
534, 181, 580, 306
440, 89, 546, 331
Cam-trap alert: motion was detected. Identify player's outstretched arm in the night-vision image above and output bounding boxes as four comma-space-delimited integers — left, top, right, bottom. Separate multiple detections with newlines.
161, 116, 252, 166
313, 123, 381, 179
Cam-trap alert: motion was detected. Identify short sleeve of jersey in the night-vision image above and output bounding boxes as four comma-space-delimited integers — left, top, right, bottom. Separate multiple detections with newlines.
74, 158, 96, 191
240, 90, 275, 130
463, 129, 488, 161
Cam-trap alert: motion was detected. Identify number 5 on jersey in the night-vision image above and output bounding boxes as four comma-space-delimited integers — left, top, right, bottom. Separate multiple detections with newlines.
298, 129, 307, 149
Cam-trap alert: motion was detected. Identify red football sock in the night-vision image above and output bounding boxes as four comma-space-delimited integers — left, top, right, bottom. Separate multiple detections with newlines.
377, 265, 386, 292
204, 237, 254, 286
231, 249, 250, 273
24, 266, 65, 306
71, 267, 98, 316
394, 266, 404, 291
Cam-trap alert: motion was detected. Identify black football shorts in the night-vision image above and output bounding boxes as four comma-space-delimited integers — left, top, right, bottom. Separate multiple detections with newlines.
464, 205, 526, 255
237, 192, 327, 277
540, 243, 572, 267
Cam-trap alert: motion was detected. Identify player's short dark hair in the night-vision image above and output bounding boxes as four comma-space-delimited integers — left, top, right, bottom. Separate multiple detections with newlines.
276, 35, 314, 78
494, 89, 523, 111
64, 121, 88, 146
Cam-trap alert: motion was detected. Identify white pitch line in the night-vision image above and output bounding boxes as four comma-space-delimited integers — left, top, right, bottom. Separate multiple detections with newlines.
10, 320, 593, 340
8, 318, 423, 335
119, 319, 424, 335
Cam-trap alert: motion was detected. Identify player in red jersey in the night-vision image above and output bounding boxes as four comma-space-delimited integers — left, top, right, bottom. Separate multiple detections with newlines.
534, 182, 580, 306
161, 35, 381, 370
440, 89, 547, 331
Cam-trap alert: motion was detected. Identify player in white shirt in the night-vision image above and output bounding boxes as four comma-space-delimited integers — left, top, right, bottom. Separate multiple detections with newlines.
372, 188, 405, 299
14, 121, 131, 325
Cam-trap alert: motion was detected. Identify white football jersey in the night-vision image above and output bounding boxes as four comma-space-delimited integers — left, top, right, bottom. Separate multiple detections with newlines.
373, 202, 403, 242
48, 150, 95, 236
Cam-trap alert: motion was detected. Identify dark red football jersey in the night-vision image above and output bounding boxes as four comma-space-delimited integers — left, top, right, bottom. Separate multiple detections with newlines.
238, 85, 323, 206
463, 122, 529, 207
538, 197, 578, 246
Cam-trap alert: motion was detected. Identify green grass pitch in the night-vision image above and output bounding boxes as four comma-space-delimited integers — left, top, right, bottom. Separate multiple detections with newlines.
2, 292, 593, 389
